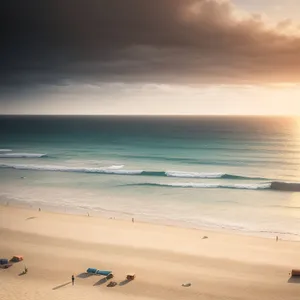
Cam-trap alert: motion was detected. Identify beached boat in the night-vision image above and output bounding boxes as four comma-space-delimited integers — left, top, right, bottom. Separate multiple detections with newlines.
86, 268, 112, 277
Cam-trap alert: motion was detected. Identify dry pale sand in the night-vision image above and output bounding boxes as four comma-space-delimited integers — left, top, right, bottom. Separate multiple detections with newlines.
0, 205, 300, 300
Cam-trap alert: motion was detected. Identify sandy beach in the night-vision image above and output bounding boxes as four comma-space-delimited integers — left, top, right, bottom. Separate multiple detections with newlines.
0, 205, 299, 300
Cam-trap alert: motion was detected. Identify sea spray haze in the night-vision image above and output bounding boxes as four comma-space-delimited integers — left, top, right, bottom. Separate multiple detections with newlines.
1, 115, 300, 239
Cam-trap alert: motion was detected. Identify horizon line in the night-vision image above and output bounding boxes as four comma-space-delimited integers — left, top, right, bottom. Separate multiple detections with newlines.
0, 114, 300, 117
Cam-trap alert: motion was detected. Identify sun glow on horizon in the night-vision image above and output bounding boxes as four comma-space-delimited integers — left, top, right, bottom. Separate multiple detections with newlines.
2, 83, 300, 116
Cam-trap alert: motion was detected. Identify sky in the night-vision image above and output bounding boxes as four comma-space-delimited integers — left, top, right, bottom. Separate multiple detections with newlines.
1, 0, 300, 115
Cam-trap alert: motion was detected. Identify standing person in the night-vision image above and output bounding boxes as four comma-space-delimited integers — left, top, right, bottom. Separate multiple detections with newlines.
276, 236, 278, 242
72, 274, 75, 285
132, 217, 134, 223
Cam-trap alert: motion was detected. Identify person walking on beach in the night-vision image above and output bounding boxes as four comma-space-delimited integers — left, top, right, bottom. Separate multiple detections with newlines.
276, 236, 278, 242
72, 274, 75, 285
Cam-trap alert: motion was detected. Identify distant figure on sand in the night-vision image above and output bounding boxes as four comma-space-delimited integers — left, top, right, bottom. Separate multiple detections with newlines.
39, 208, 41, 212
132, 217, 134, 223
276, 236, 278, 242
72, 275, 75, 285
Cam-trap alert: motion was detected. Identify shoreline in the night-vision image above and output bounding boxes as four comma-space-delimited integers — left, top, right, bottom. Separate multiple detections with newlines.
1, 198, 299, 243
1, 204, 298, 262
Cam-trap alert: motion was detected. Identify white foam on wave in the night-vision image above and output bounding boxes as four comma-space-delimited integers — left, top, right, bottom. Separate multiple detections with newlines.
148, 182, 271, 190
0, 153, 47, 158
104, 165, 125, 170
166, 171, 224, 178
103, 169, 142, 175
0, 163, 140, 175
0, 149, 12, 152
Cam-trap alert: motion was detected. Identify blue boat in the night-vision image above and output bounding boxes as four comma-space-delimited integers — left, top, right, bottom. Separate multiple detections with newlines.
96, 270, 112, 276
86, 268, 97, 274
86, 268, 112, 276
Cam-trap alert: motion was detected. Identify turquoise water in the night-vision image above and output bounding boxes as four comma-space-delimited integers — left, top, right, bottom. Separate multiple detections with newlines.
1, 116, 300, 239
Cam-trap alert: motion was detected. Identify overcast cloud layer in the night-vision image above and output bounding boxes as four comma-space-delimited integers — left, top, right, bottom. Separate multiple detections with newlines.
2, 0, 300, 89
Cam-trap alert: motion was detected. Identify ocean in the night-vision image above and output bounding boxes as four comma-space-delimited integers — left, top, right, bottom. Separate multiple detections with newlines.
1, 115, 300, 240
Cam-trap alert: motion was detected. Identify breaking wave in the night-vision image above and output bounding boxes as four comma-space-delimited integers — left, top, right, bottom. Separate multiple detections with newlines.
1, 162, 300, 191
142, 171, 267, 180
0, 163, 131, 174
0, 163, 266, 180
127, 182, 272, 190
164, 171, 266, 180
127, 181, 300, 192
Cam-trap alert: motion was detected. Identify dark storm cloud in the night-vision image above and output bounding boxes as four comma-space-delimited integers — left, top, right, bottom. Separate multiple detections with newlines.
1, 0, 300, 88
